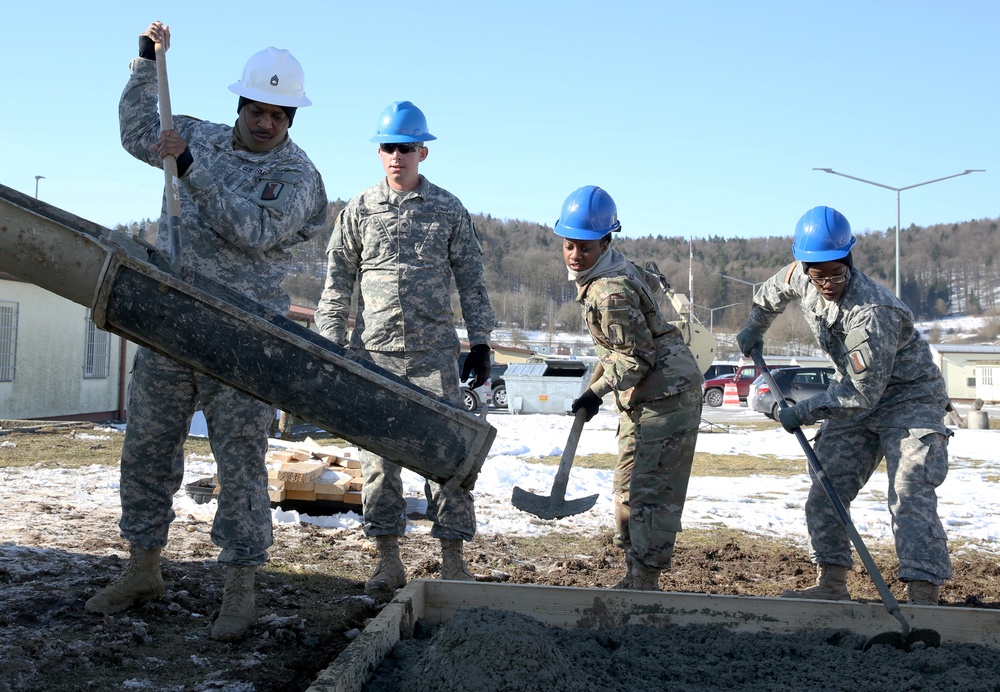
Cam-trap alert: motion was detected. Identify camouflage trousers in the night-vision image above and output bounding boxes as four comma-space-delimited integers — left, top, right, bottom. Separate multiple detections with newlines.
355, 348, 476, 541
119, 348, 274, 565
807, 409, 953, 583
614, 386, 702, 570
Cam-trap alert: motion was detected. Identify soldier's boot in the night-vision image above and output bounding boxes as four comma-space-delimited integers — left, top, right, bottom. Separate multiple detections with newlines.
85, 546, 164, 614
781, 565, 851, 600
615, 558, 661, 591
907, 580, 940, 605
440, 539, 475, 581
612, 551, 635, 590
211, 566, 257, 642
365, 536, 406, 598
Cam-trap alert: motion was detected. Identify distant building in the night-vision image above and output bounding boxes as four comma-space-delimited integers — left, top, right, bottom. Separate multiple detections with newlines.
0, 274, 136, 422
929, 344, 1000, 403
0, 272, 323, 422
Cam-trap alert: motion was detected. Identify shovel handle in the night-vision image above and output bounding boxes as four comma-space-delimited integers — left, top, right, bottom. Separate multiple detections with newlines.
154, 40, 183, 274
549, 409, 587, 502
751, 348, 909, 635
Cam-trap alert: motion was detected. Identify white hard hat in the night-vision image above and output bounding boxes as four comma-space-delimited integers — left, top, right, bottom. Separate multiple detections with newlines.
228, 47, 312, 108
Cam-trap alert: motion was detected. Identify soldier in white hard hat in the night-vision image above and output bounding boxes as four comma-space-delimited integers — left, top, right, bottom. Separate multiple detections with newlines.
84, 21, 328, 642
316, 101, 495, 599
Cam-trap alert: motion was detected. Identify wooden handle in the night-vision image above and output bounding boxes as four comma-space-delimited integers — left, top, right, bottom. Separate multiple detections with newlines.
154, 40, 183, 273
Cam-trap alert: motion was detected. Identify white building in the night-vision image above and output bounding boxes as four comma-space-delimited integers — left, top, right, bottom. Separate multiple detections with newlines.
0, 274, 136, 422
929, 344, 1000, 404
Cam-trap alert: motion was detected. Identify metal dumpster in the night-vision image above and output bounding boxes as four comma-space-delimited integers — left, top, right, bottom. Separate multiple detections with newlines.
503, 359, 589, 414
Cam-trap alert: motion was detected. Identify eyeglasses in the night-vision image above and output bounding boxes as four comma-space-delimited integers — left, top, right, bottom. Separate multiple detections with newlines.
379, 142, 422, 154
809, 273, 848, 287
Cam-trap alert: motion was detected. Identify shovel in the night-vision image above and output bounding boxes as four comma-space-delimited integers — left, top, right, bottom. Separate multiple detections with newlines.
154, 37, 183, 275
511, 408, 599, 519
751, 348, 940, 652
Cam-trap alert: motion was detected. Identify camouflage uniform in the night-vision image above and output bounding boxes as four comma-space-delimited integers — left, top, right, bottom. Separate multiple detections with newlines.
315, 177, 494, 541
579, 253, 704, 570
117, 56, 329, 565
747, 262, 952, 583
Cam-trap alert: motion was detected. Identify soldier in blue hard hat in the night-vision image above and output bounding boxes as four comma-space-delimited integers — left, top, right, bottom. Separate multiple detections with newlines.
737, 206, 951, 605
316, 101, 495, 599
555, 185, 704, 591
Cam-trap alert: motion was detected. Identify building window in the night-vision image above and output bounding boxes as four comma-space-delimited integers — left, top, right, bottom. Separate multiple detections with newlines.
0, 301, 17, 382
84, 311, 111, 379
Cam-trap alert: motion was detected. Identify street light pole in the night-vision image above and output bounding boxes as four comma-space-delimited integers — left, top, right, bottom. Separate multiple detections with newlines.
34, 175, 45, 199
693, 302, 741, 333
813, 168, 984, 297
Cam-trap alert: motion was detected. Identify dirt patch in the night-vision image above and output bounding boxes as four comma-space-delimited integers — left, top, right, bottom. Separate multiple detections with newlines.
5, 515, 1000, 691
3, 428, 1000, 691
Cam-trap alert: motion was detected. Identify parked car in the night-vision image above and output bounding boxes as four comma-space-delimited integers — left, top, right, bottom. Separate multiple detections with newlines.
488, 363, 509, 409
702, 364, 772, 407
749, 366, 838, 420
703, 361, 739, 381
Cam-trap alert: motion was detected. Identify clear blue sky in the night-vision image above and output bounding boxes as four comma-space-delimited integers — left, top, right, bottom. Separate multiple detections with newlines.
2, 1, 997, 240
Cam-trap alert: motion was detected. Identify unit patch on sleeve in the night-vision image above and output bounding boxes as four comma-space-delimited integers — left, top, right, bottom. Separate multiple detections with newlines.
261, 182, 284, 201
844, 325, 873, 380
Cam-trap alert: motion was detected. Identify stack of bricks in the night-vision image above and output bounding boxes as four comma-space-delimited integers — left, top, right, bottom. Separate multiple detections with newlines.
265, 440, 364, 507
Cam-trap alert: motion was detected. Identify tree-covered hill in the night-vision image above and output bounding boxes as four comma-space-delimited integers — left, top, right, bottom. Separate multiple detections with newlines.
119, 204, 1000, 336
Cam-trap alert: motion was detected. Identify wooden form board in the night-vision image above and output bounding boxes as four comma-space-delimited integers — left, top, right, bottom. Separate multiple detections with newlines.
307, 579, 1000, 692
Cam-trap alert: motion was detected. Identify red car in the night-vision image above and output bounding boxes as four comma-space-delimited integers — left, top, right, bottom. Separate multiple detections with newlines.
702, 364, 770, 407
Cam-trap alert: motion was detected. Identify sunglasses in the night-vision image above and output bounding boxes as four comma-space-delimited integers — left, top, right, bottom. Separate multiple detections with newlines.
809, 273, 848, 287
379, 142, 422, 154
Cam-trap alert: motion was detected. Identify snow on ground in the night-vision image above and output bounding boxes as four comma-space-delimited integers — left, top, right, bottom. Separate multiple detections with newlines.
173, 399, 1000, 556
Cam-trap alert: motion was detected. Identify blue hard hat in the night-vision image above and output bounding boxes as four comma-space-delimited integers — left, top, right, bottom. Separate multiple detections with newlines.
369, 101, 437, 143
553, 186, 622, 241
792, 206, 856, 262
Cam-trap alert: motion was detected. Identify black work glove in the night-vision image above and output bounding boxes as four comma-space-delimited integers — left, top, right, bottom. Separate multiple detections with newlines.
175, 147, 194, 177
777, 405, 803, 433
571, 389, 602, 422
139, 35, 156, 60
737, 328, 764, 357
460, 344, 491, 388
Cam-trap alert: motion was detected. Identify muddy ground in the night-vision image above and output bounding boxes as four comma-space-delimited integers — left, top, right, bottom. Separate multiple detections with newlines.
2, 427, 1000, 691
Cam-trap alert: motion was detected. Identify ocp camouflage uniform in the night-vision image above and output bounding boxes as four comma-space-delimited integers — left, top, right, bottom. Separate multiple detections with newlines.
315, 177, 495, 541
747, 262, 952, 583
117, 56, 329, 565
580, 254, 704, 570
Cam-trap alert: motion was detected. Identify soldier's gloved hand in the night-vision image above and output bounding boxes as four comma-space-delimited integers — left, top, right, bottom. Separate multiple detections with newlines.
461, 344, 492, 388
777, 405, 804, 433
737, 328, 764, 357
571, 389, 602, 422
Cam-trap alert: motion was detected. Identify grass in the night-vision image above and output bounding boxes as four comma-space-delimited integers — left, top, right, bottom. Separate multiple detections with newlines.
0, 424, 213, 469
0, 420, 808, 478
528, 451, 807, 478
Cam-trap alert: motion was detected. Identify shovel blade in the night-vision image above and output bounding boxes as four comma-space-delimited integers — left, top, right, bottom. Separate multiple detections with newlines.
511, 485, 599, 520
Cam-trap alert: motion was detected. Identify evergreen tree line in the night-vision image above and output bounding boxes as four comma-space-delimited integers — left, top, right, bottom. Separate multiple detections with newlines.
120, 204, 1000, 336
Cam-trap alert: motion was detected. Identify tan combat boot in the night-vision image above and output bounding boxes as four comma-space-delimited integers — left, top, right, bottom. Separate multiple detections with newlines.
614, 559, 661, 591
85, 546, 164, 614
781, 565, 851, 600
907, 580, 940, 605
440, 539, 475, 581
612, 552, 635, 589
365, 536, 406, 598
211, 566, 257, 641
